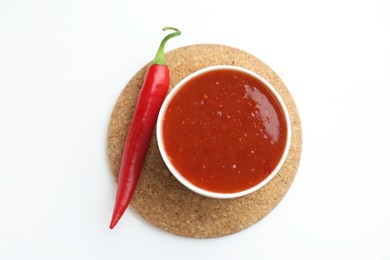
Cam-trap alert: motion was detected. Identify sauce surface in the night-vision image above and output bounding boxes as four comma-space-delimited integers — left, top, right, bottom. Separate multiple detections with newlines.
162, 69, 288, 193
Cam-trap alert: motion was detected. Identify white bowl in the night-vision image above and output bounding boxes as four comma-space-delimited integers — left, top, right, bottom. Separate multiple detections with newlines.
157, 65, 291, 199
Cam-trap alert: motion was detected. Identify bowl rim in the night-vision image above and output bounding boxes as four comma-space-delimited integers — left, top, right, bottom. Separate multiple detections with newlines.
156, 65, 291, 199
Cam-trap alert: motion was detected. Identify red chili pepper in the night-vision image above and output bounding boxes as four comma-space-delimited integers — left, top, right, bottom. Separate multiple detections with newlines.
109, 27, 181, 229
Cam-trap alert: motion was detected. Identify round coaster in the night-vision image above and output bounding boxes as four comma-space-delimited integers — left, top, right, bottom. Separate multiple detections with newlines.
107, 44, 302, 238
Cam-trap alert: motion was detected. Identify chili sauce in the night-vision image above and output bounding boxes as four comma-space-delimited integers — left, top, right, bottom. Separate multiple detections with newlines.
162, 69, 288, 193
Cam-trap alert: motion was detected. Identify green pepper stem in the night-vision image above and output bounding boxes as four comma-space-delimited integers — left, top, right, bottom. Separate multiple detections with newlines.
153, 27, 181, 65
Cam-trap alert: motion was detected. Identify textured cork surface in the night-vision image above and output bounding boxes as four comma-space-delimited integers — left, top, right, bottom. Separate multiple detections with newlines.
107, 44, 302, 238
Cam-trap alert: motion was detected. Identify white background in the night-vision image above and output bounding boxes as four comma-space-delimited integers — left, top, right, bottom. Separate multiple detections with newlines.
1, 0, 389, 259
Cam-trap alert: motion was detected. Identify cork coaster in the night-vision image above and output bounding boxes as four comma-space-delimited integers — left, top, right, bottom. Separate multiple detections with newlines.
107, 44, 302, 238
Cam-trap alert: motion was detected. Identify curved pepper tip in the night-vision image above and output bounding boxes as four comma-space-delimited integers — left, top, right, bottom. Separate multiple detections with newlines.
109, 219, 117, 229
109, 211, 121, 229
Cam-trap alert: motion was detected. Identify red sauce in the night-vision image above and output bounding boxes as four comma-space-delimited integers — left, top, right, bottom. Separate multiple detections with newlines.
162, 69, 288, 193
